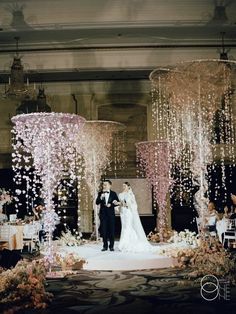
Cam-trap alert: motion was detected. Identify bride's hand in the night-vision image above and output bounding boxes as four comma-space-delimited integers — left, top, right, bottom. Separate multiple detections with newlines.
121, 200, 128, 207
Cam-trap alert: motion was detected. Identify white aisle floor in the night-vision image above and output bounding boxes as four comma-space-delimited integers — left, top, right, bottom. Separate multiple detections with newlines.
58, 241, 176, 271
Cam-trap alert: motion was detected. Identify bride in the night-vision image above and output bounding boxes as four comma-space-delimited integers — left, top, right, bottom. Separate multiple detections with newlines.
114, 182, 154, 253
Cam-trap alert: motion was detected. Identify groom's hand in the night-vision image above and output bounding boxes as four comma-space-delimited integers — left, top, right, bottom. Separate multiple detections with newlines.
112, 200, 119, 205
106, 203, 111, 207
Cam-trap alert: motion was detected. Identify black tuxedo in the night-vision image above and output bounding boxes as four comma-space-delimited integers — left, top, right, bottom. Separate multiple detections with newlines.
96, 190, 119, 249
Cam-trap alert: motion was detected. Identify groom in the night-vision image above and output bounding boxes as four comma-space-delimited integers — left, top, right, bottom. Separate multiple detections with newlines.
96, 180, 119, 251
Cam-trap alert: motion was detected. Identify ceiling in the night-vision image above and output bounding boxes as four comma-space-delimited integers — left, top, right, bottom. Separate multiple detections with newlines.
0, 0, 236, 82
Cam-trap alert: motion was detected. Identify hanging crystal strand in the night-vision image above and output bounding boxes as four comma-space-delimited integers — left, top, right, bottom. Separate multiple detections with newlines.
114, 132, 120, 175
219, 104, 226, 203
11, 128, 21, 215
187, 102, 193, 203
192, 73, 209, 227
151, 77, 160, 140
211, 91, 219, 201
167, 88, 174, 200
222, 67, 232, 202
163, 79, 169, 141
153, 144, 158, 213
121, 128, 127, 172
77, 156, 83, 234
158, 76, 163, 140
228, 88, 236, 189
178, 111, 184, 206
207, 86, 214, 199
76, 155, 83, 238
151, 80, 157, 139
224, 83, 235, 193
77, 178, 82, 238
172, 99, 182, 199
31, 171, 40, 210
166, 82, 172, 200
223, 89, 231, 200
230, 74, 236, 197
25, 176, 30, 215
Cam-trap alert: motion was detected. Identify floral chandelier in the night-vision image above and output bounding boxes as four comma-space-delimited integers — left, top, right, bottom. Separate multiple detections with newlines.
80, 120, 126, 240
12, 112, 86, 267
11, 114, 126, 263
12, 113, 86, 211
136, 140, 170, 239
150, 59, 236, 225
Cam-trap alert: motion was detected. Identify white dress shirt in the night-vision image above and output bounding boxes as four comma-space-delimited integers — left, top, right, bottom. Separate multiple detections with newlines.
104, 190, 110, 205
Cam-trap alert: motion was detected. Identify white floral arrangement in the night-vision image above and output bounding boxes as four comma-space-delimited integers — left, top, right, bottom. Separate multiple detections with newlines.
158, 245, 195, 259
53, 252, 86, 271
168, 229, 198, 246
56, 228, 85, 247
55, 252, 85, 266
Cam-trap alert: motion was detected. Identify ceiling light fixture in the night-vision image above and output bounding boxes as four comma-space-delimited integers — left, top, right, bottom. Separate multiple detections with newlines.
3, 36, 36, 99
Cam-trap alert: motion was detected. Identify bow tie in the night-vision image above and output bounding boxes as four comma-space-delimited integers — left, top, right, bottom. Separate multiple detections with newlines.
104, 191, 110, 194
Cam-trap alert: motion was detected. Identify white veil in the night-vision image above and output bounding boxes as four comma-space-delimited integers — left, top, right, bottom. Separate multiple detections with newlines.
125, 189, 151, 243
118, 187, 155, 252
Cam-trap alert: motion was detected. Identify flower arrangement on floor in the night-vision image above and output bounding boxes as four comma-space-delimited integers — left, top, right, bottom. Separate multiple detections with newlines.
187, 237, 236, 281
56, 228, 86, 247
0, 188, 12, 209
167, 229, 199, 246
54, 252, 86, 271
0, 259, 52, 312
147, 227, 173, 243
160, 246, 195, 265
161, 236, 235, 282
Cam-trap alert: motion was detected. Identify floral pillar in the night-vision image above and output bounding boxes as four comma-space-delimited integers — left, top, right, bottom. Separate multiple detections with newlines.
136, 140, 170, 241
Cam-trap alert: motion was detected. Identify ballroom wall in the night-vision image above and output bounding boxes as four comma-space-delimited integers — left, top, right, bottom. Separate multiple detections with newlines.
1, 0, 236, 232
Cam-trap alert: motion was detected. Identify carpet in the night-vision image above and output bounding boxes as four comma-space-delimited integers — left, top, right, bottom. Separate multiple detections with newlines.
42, 268, 236, 314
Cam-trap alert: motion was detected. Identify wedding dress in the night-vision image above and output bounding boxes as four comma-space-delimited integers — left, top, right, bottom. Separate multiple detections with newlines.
118, 190, 155, 252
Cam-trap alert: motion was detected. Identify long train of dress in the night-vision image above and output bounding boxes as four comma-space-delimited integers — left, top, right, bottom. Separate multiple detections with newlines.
118, 191, 156, 253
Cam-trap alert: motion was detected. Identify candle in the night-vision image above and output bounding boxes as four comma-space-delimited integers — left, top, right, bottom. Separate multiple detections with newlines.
27, 78, 29, 86
9, 77, 11, 85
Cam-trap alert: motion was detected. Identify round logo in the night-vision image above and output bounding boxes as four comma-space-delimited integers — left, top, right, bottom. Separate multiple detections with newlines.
200, 275, 219, 301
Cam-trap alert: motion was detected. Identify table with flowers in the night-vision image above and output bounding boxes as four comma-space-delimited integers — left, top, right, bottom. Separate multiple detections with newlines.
1, 221, 41, 250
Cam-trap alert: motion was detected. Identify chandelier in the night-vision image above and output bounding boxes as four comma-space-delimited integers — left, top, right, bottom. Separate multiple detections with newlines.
4, 37, 35, 99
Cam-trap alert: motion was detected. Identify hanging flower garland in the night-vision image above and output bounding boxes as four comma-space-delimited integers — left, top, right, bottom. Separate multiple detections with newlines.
11, 112, 86, 267
150, 60, 236, 226
80, 120, 126, 240
136, 140, 170, 240
81, 121, 125, 193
